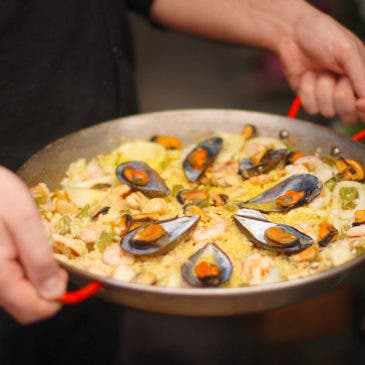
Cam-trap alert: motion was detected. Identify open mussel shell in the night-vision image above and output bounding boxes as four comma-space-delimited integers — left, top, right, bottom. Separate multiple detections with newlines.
240, 173, 322, 212
121, 215, 200, 256
239, 149, 287, 179
183, 137, 223, 182
182, 242, 232, 287
116, 161, 170, 198
233, 215, 313, 254
235, 208, 268, 221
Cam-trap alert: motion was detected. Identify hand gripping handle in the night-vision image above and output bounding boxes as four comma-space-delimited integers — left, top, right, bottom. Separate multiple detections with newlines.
57, 281, 101, 305
288, 96, 365, 142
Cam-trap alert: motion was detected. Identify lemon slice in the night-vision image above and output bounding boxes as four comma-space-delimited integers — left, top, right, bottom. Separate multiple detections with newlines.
214, 132, 246, 164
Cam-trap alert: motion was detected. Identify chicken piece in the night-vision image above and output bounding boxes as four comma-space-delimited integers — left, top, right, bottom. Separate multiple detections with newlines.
52, 233, 87, 258
192, 222, 226, 244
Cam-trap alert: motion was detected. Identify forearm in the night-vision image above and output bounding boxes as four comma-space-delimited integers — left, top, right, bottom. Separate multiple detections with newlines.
151, 0, 320, 53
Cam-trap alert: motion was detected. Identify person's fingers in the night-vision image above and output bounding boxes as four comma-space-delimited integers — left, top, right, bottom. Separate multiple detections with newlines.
0, 261, 62, 324
334, 77, 358, 124
0, 167, 67, 300
356, 98, 365, 122
0, 219, 62, 324
358, 111, 365, 122
298, 72, 319, 115
356, 98, 365, 112
355, 97, 365, 121
341, 39, 365, 99
315, 73, 336, 118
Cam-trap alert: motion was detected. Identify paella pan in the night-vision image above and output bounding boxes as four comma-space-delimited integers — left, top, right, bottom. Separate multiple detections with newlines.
18, 106, 365, 316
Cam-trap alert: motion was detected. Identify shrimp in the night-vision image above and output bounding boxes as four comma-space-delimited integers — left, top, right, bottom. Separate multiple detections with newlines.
290, 246, 318, 263
52, 234, 87, 258
54, 198, 78, 215
102, 243, 135, 266
192, 221, 226, 244
293, 222, 317, 240
205, 163, 242, 187
295, 155, 321, 171
248, 174, 275, 186
79, 224, 103, 244
348, 224, 365, 237
86, 161, 105, 179
111, 184, 131, 200
132, 271, 157, 285
323, 239, 354, 266
141, 198, 168, 215
166, 273, 183, 288
308, 186, 331, 210
31, 182, 54, 212
245, 142, 267, 157
242, 253, 274, 285
125, 192, 148, 210
285, 164, 308, 176
112, 264, 135, 282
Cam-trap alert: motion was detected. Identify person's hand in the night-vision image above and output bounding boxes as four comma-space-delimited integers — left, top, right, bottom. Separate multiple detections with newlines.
278, 10, 365, 124
152, 0, 365, 123
0, 166, 67, 323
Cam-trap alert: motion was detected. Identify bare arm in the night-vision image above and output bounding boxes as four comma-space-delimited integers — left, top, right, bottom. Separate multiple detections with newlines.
151, 0, 365, 123
151, 0, 305, 51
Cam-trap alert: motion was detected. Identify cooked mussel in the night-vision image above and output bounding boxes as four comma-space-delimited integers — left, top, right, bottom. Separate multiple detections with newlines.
183, 137, 223, 182
182, 242, 232, 287
233, 215, 313, 254
239, 149, 287, 179
336, 157, 365, 181
113, 214, 133, 238
183, 204, 205, 217
285, 151, 304, 165
241, 124, 257, 139
91, 206, 110, 220
318, 222, 338, 247
352, 210, 365, 227
209, 192, 228, 207
177, 188, 209, 204
116, 161, 170, 198
235, 208, 268, 221
150, 135, 182, 150
121, 215, 200, 256
240, 174, 322, 212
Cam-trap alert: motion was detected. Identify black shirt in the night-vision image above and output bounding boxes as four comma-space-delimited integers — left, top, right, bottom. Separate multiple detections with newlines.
0, 2, 153, 364
0, 0, 153, 169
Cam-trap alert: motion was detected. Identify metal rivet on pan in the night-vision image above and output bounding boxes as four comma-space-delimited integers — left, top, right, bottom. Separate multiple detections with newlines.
279, 130, 289, 139
331, 146, 341, 156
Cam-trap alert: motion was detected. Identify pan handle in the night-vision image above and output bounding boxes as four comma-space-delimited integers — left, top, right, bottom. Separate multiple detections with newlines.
288, 96, 302, 119
57, 281, 101, 305
288, 96, 365, 142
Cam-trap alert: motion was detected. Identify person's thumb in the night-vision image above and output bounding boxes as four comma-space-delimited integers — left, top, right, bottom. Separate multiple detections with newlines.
0, 166, 68, 300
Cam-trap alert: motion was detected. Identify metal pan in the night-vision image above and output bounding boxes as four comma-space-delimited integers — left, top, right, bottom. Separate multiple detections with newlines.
18, 108, 365, 316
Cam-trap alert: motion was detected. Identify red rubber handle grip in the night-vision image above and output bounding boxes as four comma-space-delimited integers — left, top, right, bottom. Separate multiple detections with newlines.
288, 96, 302, 119
352, 129, 365, 142
288, 96, 365, 142
58, 281, 101, 305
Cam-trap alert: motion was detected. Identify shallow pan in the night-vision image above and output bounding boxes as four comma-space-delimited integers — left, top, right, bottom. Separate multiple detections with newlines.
18, 108, 365, 316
